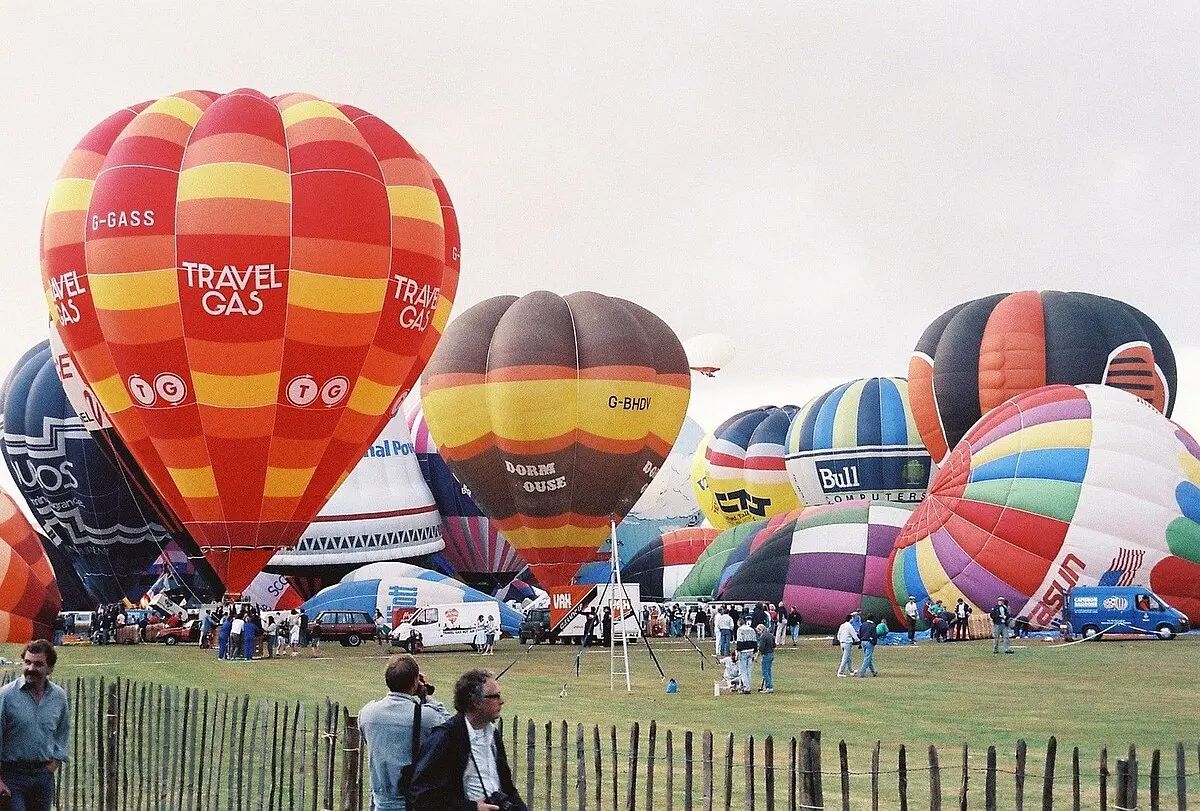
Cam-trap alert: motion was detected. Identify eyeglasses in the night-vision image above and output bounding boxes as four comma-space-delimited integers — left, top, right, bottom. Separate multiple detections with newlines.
482, 692, 502, 700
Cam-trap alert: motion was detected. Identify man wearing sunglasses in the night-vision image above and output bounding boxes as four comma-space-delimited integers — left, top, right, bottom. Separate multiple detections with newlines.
410, 669, 528, 811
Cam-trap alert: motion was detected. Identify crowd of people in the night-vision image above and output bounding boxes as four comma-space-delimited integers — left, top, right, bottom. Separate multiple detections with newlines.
205, 605, 314, 660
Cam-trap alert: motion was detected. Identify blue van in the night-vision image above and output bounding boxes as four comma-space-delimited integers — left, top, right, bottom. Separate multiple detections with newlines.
1064, 586, 1190, 640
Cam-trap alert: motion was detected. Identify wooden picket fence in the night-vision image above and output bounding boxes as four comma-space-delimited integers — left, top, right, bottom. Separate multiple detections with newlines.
3, 674, 1198, 810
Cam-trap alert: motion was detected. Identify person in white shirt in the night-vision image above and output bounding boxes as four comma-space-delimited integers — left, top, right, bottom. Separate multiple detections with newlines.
835, 614, 860, 677
714, 608, 735, 657
409, 669, 528, 811
229, 613, 245, 660
903, 596, 919, 645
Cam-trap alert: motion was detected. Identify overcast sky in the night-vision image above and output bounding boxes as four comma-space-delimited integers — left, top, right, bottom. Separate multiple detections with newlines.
2, 3, 1197, 435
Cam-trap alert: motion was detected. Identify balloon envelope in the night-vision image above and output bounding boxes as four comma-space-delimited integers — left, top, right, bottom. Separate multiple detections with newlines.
718, 502, 916, 632
621, 527, 720, 600
888, 384, 1200, 627
696, 406, 801, 530
682, 333, 736, 377
673, 520, 772, 599
909, 291, 1176, 464
420, 291, 692, 586
1, 341, 183, 604
42, 90, 458, 591
0, 489, 61, 642
785, 377, 931, 507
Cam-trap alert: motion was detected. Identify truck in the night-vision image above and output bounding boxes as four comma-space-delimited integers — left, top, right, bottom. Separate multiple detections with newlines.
1064, 585, 1190, 640
542, 583, 643, 645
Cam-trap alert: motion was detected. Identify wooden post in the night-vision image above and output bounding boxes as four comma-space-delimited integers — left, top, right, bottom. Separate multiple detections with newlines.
547, 720, 555, 811
1126, 746, 1138, 811
563, 720, 570, 811
839, 739, 850, 811
799, 731, 822, 810
790, 738, 798, 811
703, 730, 714, 811
578, 724, 588, 811
666, 730, 674, 811
646, 720, 657, 811
104, 679, 120, 811
685, 731, 695, 811
1100, 747, 1108, 811
1175, 743, 1186, 811
339, 713, 360, 811
268, 701, 280, 811
528, 720, 537, 811
322, 701, 340, 811
871, 741, 880, 811
722, 733, 734, 811
612, 725, 620, 811
959, 744, 969, 811
512, 716, 519, 774
122, 680, 132, 811
744, 735, 755, 811
898, 744, 908, 811
929, 745, 941, 811
1072, 747, 1080, 811
594, 725, 603, 811
1149, 748, 1160, 811
763, 736, 773, 811
1042, 737, 1056, 811
628, 721, 642, 811
985, 746, 996, 811
1015, 739, 1027, 811
1115, 760, 1130, 811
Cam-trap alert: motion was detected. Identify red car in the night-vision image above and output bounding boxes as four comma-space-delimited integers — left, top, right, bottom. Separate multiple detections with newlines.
157, 620, 201, 646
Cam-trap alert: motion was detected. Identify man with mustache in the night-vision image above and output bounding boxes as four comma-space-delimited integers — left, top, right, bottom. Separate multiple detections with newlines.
0, 640, 70, 811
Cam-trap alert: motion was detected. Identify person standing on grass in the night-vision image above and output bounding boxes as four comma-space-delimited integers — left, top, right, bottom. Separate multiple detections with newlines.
714, 607, 734, 657
263, 614, 277, 659
755, 623, 776, 693
787, 607, 803, 645
229, 611, 245, 660
242, 610, 258, 661
903, 596, 919, 645
217, 610, 233, 660
857, 615, 879, 677
409, 669, 529, 811
0, 640, 69, 811
289, 609, 303, 656
990, 596, 1014, 654
835, 614, 859, 677
734, 618, 757, 695
359, 654, 452, 810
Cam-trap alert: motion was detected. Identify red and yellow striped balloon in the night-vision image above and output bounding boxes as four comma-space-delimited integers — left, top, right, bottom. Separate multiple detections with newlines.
420, 291, 692, 587
0, 490, 61, 643
40, 90, 458, 591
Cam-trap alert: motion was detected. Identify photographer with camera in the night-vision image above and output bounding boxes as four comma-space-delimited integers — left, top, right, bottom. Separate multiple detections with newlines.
358, 654, 452, 810
410, 669, 528, 811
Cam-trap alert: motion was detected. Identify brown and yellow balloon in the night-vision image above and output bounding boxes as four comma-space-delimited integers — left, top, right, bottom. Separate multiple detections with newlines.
420, 291, 692, 587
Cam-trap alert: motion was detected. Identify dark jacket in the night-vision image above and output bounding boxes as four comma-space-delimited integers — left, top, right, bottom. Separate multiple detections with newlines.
858, 622, 878, 644
410, 712, 529, 811
989, 603, 1010, 625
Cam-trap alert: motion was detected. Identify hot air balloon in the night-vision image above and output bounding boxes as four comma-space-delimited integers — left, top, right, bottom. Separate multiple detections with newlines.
785, 377, 931, 507
41, 90, 459, 591
909, 291, 1176, 464
301, 561, 524, 634
673, 520, 774, 599
718, 502, 917, 631
682, 333, 736, 377
694, 406, 801, 530
265, 410, 444, 598
1, 341, 195, 604
888, 384, 1200, 629
0, 488, 62, 642
420, 291, 692, 587
621, 527, 720, 601
407, 402, 527, 591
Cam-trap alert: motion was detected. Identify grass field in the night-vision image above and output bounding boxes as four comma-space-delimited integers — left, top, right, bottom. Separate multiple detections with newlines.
4, 632, 1198, 808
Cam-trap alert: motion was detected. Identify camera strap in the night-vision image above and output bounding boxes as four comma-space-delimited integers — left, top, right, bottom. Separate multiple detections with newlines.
410, 696, 423, 764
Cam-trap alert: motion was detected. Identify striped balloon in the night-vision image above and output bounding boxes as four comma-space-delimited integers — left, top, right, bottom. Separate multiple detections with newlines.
785, 377, 931, 507
697, 406, 800, 529
0, 490, 62, 642
41, 90, 459, 591
420, 291, 691, 587
888, 384, 1200, 627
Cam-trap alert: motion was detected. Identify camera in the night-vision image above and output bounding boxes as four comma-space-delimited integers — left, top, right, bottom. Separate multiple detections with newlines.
485, 790, 521, 811
417, 674, 435, 697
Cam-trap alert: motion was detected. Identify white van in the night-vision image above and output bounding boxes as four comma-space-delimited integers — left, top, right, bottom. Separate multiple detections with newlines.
391, 602, 502, 650
551, 583, 643, 644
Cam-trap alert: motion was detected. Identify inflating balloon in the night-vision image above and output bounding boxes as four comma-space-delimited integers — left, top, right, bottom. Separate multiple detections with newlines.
420, 291, 692, 587
0, 489, 62, 642
41, 90, 458, 591
407, 403, 526, 591
909, 291, 1176, 464
785, 377, 931, 507
621, 527, 720, 600
695, 406, 801, 529
718, 502, 916, 631
265, 409, 444, 598
673, 519, 775, 599
1, 341, 195, 604
682, 333, 736, 377
888, 384, 1200, 627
